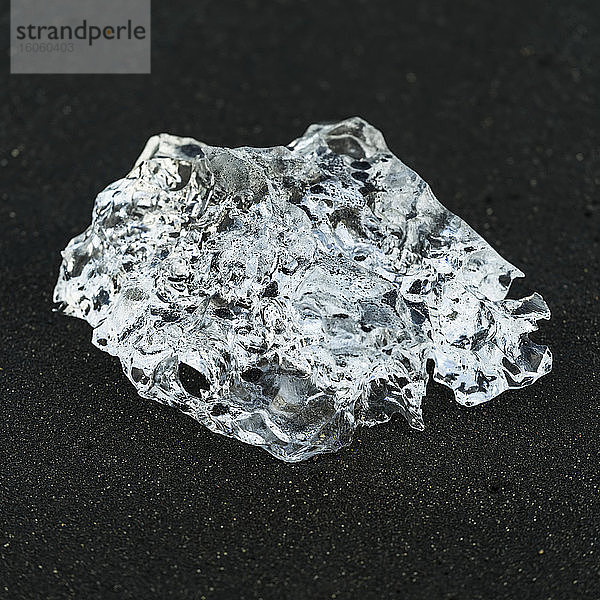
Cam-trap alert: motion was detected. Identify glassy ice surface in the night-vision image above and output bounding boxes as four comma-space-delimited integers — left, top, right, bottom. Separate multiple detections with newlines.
54, 118, 552, 462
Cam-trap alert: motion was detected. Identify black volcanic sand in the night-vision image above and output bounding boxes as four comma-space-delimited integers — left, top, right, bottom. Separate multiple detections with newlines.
1, 1, 598, 598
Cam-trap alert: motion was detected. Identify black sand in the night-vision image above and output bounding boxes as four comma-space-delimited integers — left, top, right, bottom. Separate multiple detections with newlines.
1, 1, 598, 598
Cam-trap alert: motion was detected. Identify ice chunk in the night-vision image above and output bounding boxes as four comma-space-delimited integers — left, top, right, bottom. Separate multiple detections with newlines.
54, 118, 551, 462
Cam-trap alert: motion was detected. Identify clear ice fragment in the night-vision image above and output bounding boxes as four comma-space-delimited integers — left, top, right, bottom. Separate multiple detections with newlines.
54, 118, 552, 462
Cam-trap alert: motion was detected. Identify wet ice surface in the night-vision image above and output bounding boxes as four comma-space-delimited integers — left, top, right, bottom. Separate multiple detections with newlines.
54, 118, 552, 462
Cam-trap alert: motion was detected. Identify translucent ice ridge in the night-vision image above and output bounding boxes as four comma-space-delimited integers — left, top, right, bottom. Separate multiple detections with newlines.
54, 118, 552, 462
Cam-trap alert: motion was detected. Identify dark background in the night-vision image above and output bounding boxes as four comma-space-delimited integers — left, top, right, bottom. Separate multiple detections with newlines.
1, 1, 599, 598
